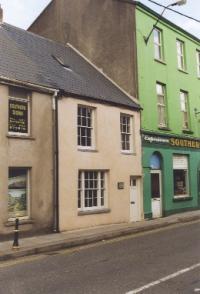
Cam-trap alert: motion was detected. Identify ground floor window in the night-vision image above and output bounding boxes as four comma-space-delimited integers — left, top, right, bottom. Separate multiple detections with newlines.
173, 155, 189, 198
78, 171, 106, 211
8, 168, 29, 219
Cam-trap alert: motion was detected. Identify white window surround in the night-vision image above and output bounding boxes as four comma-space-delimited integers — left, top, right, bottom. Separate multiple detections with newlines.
176, 40, 186, 71
77, 105, 96, 150
8, 94, 31, 137
196, 50, 200, 77
180, 91, 189, 130
173, 155, 189, 198
156, 83, 168, 128
120, 113, 134, 153
8, 167, 30, 221
153, 28, 164, 61
78, 170, 107, 212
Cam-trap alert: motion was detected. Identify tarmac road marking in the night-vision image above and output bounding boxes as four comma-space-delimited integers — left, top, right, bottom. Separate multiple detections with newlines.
126, 262, 200, 294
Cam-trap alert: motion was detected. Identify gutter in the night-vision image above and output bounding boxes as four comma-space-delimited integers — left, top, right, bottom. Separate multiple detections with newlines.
52, 90, 60, 233
0, 75, 57, 94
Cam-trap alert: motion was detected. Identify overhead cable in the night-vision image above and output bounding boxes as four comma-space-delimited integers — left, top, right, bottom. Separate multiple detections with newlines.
147, 0, 200, 23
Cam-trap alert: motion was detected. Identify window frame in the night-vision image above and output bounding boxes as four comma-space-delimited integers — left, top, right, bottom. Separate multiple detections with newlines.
77, 105, 95, 150
156, 82, 168, 128
196, 50, 200, 77
153, 28, 164, 61
180, 90, 190, 130
173, 155, 189, 199
8, 167, 30, 221
176, 39, 186, 71
8, 90, 31, 137
120, 113, 133, 153
78, 170, 107, 212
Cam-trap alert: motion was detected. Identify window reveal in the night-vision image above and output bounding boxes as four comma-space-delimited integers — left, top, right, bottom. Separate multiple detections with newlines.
173, 155, 189, 197
78, 171, 106, 210
120, 114, 132, 151
180, 91, 189, 130
153, 28, 163, 61
176, 40, 186, 70
156, 83, 167, 127
8, 168, 29, 219
78, 106, 93, 147
196, 50, 200, 77
8, 87, 30, 134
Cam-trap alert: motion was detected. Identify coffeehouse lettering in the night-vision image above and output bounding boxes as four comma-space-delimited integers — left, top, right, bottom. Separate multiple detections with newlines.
9, 100, 28, 133
143, 134, 200, 149
170, 138, 200, 149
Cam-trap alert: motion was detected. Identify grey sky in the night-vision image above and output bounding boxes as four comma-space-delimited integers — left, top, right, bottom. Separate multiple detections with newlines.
0, 0, 199, 38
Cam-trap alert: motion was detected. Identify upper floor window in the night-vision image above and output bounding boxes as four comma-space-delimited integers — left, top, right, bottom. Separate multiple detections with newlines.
156, 83, 167, 128
120, 114, 133, 152
8, 87, 30, 135
77, 105, 94, 149
196, 50, 200, 77
176, 40, 186, 71
180, 91, 189, 130
153, 28, 164, 61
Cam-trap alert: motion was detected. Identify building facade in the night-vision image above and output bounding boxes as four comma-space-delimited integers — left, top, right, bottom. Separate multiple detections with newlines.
29, 0, 200, 218
0, 22, 142, 237
0, 84, 54, 237
136, 4, 200, 218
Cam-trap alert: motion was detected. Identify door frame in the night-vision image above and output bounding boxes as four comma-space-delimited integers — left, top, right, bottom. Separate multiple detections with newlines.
150, 170, 162, 218
130, 176, 141, 222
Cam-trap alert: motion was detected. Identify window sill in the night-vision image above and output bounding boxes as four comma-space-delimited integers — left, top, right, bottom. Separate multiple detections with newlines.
7, 134, 35, 140
121, 151, 135, 155
154, 58, 166, 65
182, 129, 193, 134
77, 147, 98, 153
158, 127, 171, 131
178, 68, 188, 74
173, 196, 192, 202
5, 218, 34, 227
78, 208, 110, 216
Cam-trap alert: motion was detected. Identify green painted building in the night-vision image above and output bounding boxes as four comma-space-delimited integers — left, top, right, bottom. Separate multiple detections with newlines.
136, 3, 200, 218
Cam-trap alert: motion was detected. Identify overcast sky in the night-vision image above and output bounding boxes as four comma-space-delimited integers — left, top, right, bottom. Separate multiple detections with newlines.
0, 0, 199, 38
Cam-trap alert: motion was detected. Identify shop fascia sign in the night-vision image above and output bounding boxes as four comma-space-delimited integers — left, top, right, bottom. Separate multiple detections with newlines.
142, 133, 200, 149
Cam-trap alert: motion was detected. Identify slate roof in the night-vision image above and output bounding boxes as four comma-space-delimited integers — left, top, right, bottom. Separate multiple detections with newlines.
0, 22, 140, 110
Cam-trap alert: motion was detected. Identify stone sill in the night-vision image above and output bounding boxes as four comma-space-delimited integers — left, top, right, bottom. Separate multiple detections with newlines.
78, 208, 111, 216
77, 148, 98, 153
158, 127, 171, 131
5, 219, 34, 227
178, 68, 188, 74
173, 197, 192, 202
7, 134, 35, 140
182, 129, 193, 134
154, 58, 166, 65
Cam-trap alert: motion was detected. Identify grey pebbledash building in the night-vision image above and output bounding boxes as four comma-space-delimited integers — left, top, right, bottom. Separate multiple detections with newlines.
0, 9, 142, 238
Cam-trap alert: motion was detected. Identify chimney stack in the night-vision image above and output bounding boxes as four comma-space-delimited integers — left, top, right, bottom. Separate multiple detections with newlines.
0, 4, 3, 23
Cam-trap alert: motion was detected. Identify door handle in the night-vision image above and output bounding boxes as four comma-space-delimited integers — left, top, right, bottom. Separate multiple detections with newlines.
131, 201, 135, 204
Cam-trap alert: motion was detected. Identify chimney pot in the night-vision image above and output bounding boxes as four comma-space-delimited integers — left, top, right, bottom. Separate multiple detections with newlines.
0, 4, 3, 23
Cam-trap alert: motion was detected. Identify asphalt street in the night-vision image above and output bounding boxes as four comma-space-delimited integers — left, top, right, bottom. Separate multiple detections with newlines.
0, 221, 200, 294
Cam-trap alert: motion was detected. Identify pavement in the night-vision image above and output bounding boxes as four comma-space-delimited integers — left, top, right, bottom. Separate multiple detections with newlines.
0, 210, 200, 262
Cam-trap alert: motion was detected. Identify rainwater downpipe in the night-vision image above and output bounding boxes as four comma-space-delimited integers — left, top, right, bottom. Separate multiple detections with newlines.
52, 90, 60, 233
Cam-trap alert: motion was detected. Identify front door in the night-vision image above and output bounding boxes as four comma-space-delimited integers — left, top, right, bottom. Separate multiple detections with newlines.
130, 177, 140, 222
151, 171, 162, 218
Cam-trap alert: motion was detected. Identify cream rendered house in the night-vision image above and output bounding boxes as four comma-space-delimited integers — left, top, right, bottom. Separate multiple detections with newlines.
0, 20, 142, 237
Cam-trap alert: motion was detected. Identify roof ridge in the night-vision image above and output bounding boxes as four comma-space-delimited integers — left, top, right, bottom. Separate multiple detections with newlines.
0, 22, 68, 49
